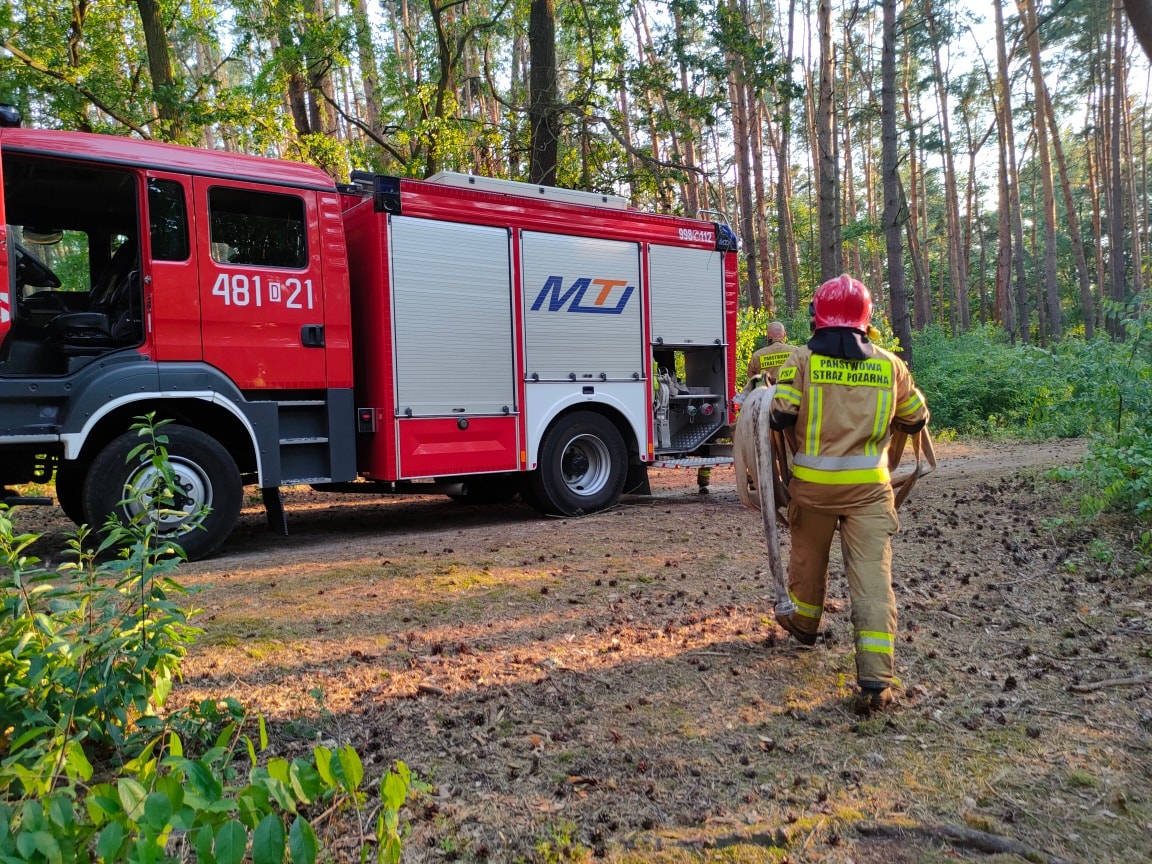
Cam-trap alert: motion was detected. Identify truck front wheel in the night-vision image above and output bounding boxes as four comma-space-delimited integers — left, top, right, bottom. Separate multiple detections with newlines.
82, 425, 242, 561
527, 411, 627, 516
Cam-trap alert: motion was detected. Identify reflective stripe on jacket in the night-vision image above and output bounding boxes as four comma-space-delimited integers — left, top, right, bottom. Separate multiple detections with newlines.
771, 345, 928, 488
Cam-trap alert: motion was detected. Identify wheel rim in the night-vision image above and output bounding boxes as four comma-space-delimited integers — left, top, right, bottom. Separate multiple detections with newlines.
560, 433, 612, 497
122, 457, 212, 535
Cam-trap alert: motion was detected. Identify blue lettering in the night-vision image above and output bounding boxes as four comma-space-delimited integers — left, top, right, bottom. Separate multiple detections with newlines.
530, 276, 635, 314
531, 276, 589, 311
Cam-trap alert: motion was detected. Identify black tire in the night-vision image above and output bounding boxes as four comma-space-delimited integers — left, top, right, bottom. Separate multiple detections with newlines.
527, 411, 627, 516
447, 475, 520, 505
54, 460, 88, 526
82, 424, 242, 561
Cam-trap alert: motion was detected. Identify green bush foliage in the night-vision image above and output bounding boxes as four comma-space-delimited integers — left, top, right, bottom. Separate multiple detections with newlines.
910, 323, 1150, 439
1048, 302, 1152, 523
0, 417, 423, 864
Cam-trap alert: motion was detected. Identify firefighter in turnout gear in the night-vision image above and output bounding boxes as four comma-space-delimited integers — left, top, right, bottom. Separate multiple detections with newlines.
746, 321, 796, 384
769, 274, 929, 715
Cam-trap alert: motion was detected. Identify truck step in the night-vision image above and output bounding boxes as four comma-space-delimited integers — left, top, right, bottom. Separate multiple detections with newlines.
650, 455, 734, 469
1, 489, 53, 506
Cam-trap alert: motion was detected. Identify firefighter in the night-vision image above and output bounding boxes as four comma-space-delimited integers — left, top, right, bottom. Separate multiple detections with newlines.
769, 274, 929, 715
746, 321, 797, 384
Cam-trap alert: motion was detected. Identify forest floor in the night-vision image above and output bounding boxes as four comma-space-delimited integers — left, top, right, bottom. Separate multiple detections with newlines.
17, 437, 1152, 863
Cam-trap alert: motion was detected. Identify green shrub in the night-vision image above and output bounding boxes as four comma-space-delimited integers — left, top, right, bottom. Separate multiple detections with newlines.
911, 323, 1150, 438
0, 416, 423, 863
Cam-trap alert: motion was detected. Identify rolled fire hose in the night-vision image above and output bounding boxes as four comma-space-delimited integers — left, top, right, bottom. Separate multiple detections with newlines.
736, 383, 937, 618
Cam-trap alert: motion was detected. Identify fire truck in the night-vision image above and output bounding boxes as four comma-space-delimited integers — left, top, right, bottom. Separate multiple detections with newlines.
0, 115, 738, 560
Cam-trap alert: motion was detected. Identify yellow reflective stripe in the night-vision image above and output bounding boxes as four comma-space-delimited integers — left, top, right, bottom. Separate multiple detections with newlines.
867, 388, 891, 457
778, 365, 797, 383
856, 631, 894, 654
776, 384, 802, 405
793, 453, 886, 470
792, 464, 891, 485
806, 386, 823, 456
897, 391, 924, 415
789, 589, 822, 619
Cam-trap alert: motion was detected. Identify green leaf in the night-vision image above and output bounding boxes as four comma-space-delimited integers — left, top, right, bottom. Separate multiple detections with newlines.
32, 831, 63, 864
312, 747, 333, 786
48, 795, 74, 830
143, 792, 173, 831
267, 758, 290, 786
258, 715, 268, 751
251, 814, 285, 864
155, 774, 185, 813
289, 761, 321, 804
97, 822, 125, 861
214, 722, 237, 751
334, 745, 363, 794
288, 816, 318, 864
381, 772, 407, 812
63, 740, 94, 783
214, 820, 248, 864
118, 778, 149, 822
194, 826, 216, 864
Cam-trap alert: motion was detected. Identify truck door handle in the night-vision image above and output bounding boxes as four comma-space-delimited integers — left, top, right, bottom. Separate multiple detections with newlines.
301, 324, 325, 347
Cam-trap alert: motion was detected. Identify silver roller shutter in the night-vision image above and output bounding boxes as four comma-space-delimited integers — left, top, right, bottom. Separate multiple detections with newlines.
391, 216, 515, 416
648, 244, 726, 345
521, 231, 643, 381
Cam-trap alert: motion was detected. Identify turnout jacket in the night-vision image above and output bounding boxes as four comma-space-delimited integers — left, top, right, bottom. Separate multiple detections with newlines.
747, 339, 797, 384
770, 342, 928, 509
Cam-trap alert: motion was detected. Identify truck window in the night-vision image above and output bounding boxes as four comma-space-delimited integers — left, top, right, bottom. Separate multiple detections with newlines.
208, 187, 306, 268
148, 179, 189, 261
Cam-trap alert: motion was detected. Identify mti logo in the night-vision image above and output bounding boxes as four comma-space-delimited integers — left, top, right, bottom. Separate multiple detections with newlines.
530, 276, 635, 315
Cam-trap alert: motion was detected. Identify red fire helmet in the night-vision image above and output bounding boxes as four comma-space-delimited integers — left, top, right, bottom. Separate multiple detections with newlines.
812, 273, 873, 331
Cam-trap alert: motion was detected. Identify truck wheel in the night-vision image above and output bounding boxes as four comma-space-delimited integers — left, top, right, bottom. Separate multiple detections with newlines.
82, 425, 242, 561
527, 411, 627, 516
54, 461, 88, 526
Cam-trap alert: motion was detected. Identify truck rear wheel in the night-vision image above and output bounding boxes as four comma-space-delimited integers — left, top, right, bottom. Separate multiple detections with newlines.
82, 424, 242, 561
527, 411, 627, 516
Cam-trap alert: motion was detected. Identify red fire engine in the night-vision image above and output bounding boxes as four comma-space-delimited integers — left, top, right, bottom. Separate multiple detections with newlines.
0, 115, 738, 560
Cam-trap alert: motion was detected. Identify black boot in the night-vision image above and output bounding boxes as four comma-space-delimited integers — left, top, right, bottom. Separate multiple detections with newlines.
852, 684, 895, 716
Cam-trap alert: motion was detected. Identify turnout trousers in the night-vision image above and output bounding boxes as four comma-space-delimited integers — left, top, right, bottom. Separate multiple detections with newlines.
784, 489, 900, 688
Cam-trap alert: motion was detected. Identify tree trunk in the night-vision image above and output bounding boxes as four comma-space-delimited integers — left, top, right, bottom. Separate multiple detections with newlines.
1109, 0, 1127, 337
729, 62, 762, 308
135, 0, 180, 139
901, 36, 929, 327
995, 0, 1030, 343
882, 0, 912, 363
816, 0, 842, 279
776, 0, 800, 313
528, 0, 560, 185
354, 0, 382, 135
1019, 0, 1062, 340
1041, 79, 1094, 338
925, 0, 967, 333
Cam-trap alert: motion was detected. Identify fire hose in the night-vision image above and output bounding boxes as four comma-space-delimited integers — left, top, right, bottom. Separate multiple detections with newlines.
735, 383, 937, 618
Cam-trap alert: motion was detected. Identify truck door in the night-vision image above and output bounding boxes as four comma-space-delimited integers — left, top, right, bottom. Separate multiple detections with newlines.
145, 171, 199, 361
191, 177, 327, 390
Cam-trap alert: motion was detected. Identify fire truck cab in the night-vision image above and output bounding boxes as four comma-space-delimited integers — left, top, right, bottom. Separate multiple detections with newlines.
0, 124, 738, 560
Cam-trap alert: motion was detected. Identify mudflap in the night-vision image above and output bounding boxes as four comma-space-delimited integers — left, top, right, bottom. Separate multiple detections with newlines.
624, 460, 651, 496
262, 486, 289, 535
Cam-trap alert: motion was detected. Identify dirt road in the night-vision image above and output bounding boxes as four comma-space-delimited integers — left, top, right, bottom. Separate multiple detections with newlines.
19, 437, 1152, 862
